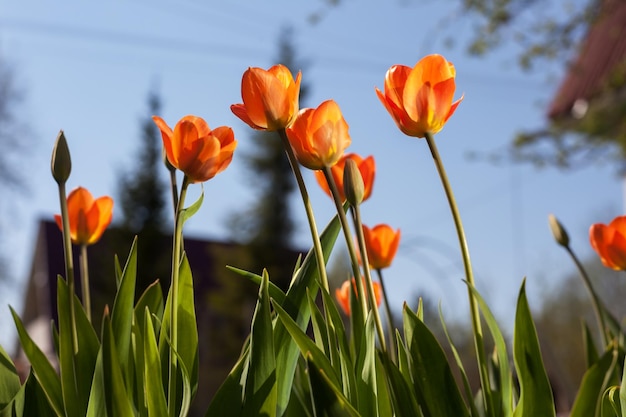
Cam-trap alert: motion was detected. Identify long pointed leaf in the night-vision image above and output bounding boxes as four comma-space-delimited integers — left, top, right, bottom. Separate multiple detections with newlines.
0, 345, 20, 409
102, 312, 135, 417
143, 308, 168, 417
57, 277, 99, 417
512, 280, 556, 417
273, 209, 343, 415
570, 348, 618, 417
111, 236, 138, 374
10, 308, 63, 416
403, 304, 469, 417
243, 271, 277, 416
306, 355, 361, 417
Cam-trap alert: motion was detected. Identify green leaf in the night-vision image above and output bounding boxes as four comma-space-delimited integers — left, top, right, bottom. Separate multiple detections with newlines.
307, 289, 330, 356
1, 371, 57, 417
0, 345, 20, 409
159, 254, 199, 400
102, 312, 135, 417
306, 355, 361, 417
181, 187, 204, 224
111, 236, 138, 375
207, 209, 343, 416
243, 271, 277, 416
438, 308, 480, 417
570, 347, 618, 417
512, 280, 556, 417
85, 349, 106, 417
273, 209, 343, 416
56, 277, 99, 417
379, 352, 420, 417
10, 307, 63, 416
354, 315, 378, 417
583, 322, 600, 369
403, 303, 469, 417
273, 300, 340, 387
621, 354, 626, 417
143, 308, 168, 417
226, 266, 287, 305
133, 279, 164, 353
467, 284, 514, 416
605, 386, 621, 417
204, 344, 249, 417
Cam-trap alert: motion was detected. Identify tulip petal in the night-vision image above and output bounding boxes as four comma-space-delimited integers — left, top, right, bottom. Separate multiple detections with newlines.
230, 104, 260, 130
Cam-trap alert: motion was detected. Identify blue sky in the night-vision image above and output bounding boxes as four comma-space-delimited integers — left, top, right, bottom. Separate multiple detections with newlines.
0, 0, 622, 348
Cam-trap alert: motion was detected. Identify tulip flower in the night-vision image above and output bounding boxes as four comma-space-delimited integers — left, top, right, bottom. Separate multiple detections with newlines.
335, 277, 382, 316
231, 64, 302, 131
314, 153, 375, 203
376, 54, 463, 138
55, 187, 113, 246
153, 115, 237, 183
362, 224, 401, 269
285, 100, 351, 170
590, 215, 626, 270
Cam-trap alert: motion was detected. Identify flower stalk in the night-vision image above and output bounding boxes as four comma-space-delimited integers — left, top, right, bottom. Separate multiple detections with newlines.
79, 244, 91, 323
375, 268, 397, 361
424, 131, 491, 411
168, 175, 190, 414
278, 128, 329, 292
349, 203, 387, 351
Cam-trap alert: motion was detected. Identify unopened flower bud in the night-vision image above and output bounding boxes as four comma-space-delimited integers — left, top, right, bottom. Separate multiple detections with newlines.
343, 158, 364, 206
548, 214, 570, 247
51, 130, 71, 184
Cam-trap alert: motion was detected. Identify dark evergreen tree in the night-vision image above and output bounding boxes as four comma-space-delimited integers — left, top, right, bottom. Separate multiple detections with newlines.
118, 89, 168, 234
112, 87, 171, 297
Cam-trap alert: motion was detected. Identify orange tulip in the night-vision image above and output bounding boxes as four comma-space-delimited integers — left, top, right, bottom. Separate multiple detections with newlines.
335, 278, 382, 316
314, 153, 375, 203
363, 224, 401, 269
285, 100, 351, 170
152, 115, 237, 183
55, 187, 113, 246
590, 216, 626, 270
231, 64, 302, 131
375, 54, 463, 138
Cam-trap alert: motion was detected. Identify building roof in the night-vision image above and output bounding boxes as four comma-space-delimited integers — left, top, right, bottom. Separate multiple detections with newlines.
547, 0, 626, 120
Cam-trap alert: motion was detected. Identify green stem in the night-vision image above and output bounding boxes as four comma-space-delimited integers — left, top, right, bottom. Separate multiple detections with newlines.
424, 132, 491, 412
350, 206, 387, 351
79, 244, 91, 323
376, 268, 397, 362
278, 129, 329, 292
321, 166, 368, 325
169, 168, 179, 218
58, 183, 78, 354
565, 246, 609, 347
168, 175, 189, 416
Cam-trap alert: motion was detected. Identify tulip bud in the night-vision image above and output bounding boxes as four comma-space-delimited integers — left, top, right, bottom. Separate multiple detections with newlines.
548, 214, 570, 247
51, 130, 71, 184
343, 158, 364, 206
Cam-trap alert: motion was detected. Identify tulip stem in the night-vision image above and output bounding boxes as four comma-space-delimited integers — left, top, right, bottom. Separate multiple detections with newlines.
169, 167, 179, 218
424, 132, 491, 411
79, 244, 91, 323
321, 168, 368, 330
349, 204, 387, 351
168, 175, 189, 416
376, 268, 397, 362
57, 182, 79, 354
565, 245, 609, 347
278, 129, 329, 292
